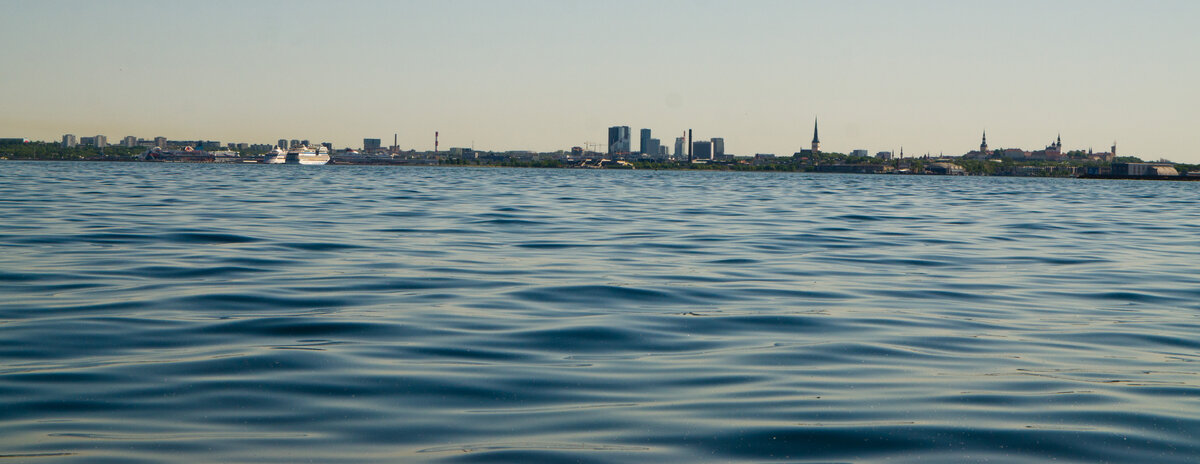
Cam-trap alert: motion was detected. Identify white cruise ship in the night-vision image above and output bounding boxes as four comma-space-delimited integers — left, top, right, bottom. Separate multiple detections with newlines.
260, 147, 287, 164
284, 145, 330, 165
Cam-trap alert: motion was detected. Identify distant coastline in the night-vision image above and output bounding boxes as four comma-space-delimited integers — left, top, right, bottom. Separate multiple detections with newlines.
2, 140, 1198, 181
4, 156, 1199, 182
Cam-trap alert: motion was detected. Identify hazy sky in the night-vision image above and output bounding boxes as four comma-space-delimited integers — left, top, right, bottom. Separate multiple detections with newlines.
3, 0, 1198, 161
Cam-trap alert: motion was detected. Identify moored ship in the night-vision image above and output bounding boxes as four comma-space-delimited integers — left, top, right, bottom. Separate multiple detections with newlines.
260, 146, 287, 164
284, 145, 330, 165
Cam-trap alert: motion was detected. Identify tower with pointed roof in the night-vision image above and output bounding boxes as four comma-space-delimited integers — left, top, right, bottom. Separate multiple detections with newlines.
811, 118, 820, 155
980, 130, 989, 155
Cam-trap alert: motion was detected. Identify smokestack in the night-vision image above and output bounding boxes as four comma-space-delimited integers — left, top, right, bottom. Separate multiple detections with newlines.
687, 129, 693, 163
435, 131, 439, 154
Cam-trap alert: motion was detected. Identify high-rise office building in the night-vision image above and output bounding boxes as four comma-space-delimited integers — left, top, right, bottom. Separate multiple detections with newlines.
607, 126, 630, 155
692, 141, 712, 160
122, 136, 137, 147
640, 128, 652, 155
61, 134, 76, 148
278, 139, 288, 149
711, 138, 724, 157
93, 135, 107, 148
290, 139, 300, 149
674, 137, 685, 159
364, 138, 382, 153
154, 136, 167, 148
646, 138, 661, 159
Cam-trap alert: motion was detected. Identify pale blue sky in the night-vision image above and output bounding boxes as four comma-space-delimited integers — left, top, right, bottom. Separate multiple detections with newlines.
2, 0, 1198, 161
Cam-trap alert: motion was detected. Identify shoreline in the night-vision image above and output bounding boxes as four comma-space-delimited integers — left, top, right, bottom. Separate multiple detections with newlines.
5, 158, 1200, 181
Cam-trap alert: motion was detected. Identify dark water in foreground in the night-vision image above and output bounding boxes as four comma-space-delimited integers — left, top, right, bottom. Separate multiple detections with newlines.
1, 161, 1198, 463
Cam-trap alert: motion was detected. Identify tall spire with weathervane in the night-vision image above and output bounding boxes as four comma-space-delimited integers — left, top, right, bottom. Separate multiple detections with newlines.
980, 130, 988, 155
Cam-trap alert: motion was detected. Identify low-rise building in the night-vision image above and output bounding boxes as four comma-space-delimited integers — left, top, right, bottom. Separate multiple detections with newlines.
1114, 162, 1179, 177
928, 162, 966, 175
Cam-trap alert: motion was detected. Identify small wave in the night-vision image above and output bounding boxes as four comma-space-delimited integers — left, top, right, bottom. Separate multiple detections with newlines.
513, 241, 596, 249
507, 285, 695, 306
0, 453, 78, 459
277, 242, 368, 251
161, 232, 261, 244
472, 218, 549, 226
418, 441, 650, 454
201, 317, 392, 338
329, 276, 517, 292
125, 265, 266, 279
166, 293, 352, 312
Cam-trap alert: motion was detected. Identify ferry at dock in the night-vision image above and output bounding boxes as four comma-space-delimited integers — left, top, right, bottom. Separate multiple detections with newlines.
260, 147, 286, 164
285, 145, 330, 165
261, 145, 330, 165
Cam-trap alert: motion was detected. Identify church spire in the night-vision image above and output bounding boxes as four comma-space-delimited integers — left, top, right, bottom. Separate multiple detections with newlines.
980, 130, 988, 154
811, 117, 820, 154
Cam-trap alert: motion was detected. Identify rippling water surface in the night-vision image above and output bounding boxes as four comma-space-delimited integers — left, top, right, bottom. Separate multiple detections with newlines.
2, 161, 1198, 463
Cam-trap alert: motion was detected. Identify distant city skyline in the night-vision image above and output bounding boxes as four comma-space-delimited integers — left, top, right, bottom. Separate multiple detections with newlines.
2, 0, 1198, 162
29, 125, 1135, 163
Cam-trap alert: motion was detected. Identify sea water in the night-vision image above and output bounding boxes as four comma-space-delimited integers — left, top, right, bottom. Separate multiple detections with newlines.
1, 161, 1198, 463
